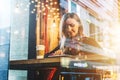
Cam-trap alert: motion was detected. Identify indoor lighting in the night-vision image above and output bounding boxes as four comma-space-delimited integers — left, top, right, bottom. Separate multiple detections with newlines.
14, 0, 60, 20
52, 20, 56, 27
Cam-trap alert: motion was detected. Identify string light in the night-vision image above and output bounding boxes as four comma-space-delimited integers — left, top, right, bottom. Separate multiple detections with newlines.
52, 20, 56, 27
14, 0, 60, 21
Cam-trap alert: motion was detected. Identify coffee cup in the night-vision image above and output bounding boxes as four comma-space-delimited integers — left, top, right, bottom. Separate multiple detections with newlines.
36, 45, 45, 59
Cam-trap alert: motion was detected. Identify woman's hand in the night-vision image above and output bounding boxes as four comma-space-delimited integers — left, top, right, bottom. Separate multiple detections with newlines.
53, 49, 63, 56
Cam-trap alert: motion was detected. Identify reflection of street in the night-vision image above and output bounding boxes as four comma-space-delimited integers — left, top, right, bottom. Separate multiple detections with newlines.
0, 27, 10, 80
0, 27, 10, 45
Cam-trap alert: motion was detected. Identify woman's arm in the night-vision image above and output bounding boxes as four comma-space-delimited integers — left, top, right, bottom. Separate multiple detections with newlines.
44, 45, 60, 58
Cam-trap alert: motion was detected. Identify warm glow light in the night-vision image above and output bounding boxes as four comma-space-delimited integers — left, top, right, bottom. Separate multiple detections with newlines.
52, 20, 56, 27
14, 0, 60, 21
110, 28, 120, 37
38, 1, 40, 4
38, 10, 41, 13
47, 6, 50, 9
107, 22, 120, 54
57, 9, 59, 11
50, 2, 53, 5
43, 13, 46, 15
110, 22, 120, 37
54, 2, 57, 5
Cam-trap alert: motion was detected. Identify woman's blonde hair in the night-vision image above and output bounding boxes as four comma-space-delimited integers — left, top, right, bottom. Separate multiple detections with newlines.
59, 13, 84, 48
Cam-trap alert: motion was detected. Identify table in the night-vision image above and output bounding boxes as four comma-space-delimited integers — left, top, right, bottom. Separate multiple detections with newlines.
9, 56, 116, 80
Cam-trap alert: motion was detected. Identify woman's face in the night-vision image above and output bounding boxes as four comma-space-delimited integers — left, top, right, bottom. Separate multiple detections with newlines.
64, 18, 79, 38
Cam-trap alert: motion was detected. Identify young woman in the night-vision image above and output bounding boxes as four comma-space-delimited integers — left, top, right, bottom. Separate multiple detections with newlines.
39, 13, 102, 80
45, 13, 102, 57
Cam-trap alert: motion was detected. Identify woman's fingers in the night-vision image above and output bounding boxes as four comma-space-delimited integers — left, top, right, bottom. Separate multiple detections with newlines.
54, 50, 63, 55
